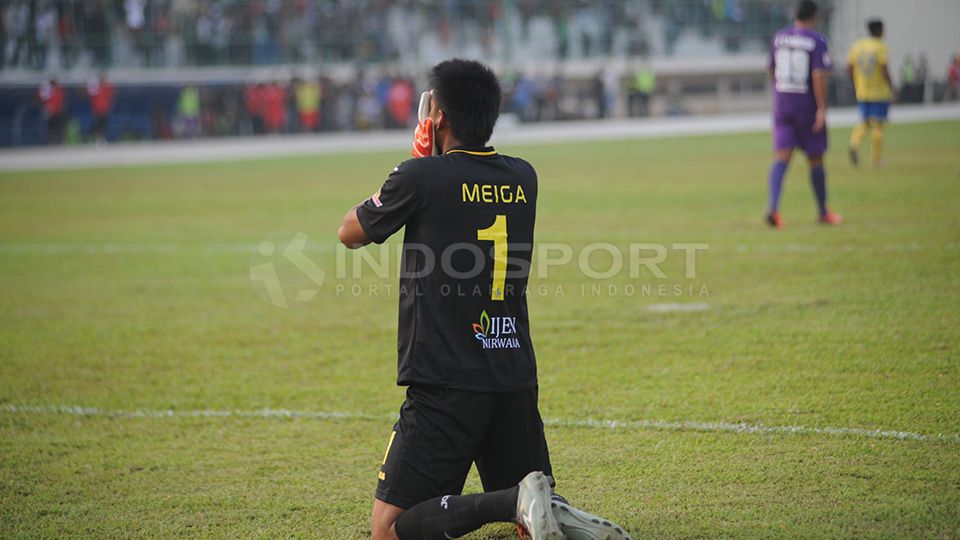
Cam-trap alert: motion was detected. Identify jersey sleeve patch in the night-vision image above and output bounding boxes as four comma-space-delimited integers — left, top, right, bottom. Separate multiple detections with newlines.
355, 162, 420, 244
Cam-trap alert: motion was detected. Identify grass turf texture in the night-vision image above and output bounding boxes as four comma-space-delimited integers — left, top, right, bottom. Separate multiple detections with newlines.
1, 120, 959, 538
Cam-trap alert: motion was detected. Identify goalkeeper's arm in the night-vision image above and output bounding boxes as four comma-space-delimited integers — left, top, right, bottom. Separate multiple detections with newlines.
337, 205, 370, 249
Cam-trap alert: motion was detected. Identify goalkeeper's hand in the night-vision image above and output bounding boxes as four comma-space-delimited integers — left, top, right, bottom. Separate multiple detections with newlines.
411, 91, 439, 158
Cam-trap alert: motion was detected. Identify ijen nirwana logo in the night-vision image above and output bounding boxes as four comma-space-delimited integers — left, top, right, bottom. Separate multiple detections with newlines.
471, 309, 520, 349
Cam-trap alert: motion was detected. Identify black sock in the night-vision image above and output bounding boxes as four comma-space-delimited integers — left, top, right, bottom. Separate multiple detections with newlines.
394, 485, 519, 540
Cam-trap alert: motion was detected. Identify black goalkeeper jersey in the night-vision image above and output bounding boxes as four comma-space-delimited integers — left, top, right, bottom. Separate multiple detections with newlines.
356, 145, 538, 392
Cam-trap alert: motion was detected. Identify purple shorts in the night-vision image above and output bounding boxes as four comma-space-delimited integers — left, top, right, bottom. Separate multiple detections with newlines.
772, 112, 827, 157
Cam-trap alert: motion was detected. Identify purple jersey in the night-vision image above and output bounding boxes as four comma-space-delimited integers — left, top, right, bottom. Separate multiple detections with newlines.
769, 26, 832, 116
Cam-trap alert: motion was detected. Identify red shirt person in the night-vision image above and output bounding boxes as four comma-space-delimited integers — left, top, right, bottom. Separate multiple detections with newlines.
262, 82, 287, 134
387, 78, 414, 128
87, 75, 115, 142
244, 83, 266, 134
38, 79, 67, 144
949, 54, 960, 100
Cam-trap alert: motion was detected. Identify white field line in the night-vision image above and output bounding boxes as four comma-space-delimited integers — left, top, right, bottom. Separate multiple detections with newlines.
0, 241, 957, 256
0, 242, 335, 255
646, 302, 711, 313
2, 404, 957, 444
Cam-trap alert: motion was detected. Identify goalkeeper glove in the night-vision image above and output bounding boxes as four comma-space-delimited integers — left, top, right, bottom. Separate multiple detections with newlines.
411, 90, 439, 158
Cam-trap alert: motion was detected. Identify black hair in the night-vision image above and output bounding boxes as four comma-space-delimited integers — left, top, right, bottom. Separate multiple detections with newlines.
868, 19, 884, 37
796, 0, 818, 22
429, 59, 502, 146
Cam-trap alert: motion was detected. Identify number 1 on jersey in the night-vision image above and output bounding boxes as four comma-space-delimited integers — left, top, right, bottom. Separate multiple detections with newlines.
477, 214, 507, 301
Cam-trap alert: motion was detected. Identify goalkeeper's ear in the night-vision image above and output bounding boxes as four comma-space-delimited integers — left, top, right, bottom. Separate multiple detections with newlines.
432, 109, 445, 155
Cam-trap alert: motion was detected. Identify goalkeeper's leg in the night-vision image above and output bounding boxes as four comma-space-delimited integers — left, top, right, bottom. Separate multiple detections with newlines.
373, 473, 559, 540
390, 487, 520, 540
372, 387, 560, 539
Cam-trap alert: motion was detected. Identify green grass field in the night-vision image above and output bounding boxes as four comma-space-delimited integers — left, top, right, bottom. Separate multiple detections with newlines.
1, 120, 959, 538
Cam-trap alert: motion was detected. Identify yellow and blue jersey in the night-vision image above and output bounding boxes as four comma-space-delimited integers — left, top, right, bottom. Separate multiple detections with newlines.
847, 37, 892, 102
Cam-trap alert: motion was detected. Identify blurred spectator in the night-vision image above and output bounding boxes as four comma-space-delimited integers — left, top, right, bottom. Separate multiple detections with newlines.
65, 115, 82, 144
149, 2, 173, 67
900, 55, 916, 101
153, 103, 174, 140
86, 73, 115, 144
5, 2, 31, 69
356, 82, 381, 131
202, 86, 241, 137
532, 75, 561, 122
342, 80, 360, 131
194, 6, 217, 66
37, 78, 67, 144
177, 84, 201, 138
125, 0, 146, 33
628, 66, 655, 117
387, 77, 414, 129
948, 54, 960, 102
244, 83, 265, 134
376, 71, 392, 125
511, 74, 535, 122
294, 77, 321, 132
0, 6, 5, 71
722, 0, 746, 52
262, 81, 287, 134
916, 54, 928, 100
251, 1, 281, 65
2, 0, 810, 72
899, 55, 928, 104
32, 1, 57, 70
318, 76, 336, 131
124, 0, 147, 62
0, 2, 904, 147
591, 71, 606, 118
602, 66, 620, 119
85, 1, 111, 68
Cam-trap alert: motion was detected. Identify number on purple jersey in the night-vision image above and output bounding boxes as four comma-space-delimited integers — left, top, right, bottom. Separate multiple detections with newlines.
775, 47, 810, 94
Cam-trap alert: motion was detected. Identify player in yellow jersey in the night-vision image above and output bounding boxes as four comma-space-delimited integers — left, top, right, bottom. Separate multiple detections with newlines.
847, 19, 895, 167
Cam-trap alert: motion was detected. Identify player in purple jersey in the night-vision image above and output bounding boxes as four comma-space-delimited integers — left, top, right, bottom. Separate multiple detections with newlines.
766, 0, 842, 228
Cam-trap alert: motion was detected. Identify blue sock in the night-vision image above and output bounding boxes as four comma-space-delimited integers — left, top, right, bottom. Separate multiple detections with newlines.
810, 165, 827, 216
767, 160, 788, 214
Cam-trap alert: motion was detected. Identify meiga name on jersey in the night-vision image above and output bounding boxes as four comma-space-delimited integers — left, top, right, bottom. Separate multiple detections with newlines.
461, 182, 528, 204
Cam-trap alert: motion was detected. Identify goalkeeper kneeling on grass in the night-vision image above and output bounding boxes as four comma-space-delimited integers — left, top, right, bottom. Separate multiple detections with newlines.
337, 59, 631, 540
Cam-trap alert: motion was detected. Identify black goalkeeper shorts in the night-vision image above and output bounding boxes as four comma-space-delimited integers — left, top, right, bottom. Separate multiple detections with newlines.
375, 384, 553, 509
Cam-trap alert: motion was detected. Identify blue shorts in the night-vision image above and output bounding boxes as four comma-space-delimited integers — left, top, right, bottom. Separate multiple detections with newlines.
858, 101, 890, 121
